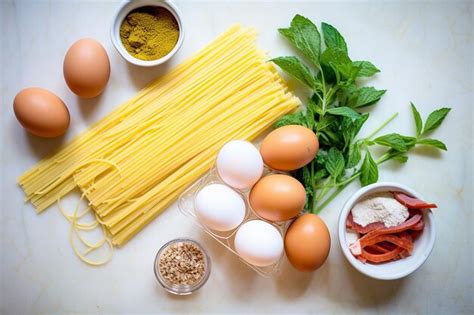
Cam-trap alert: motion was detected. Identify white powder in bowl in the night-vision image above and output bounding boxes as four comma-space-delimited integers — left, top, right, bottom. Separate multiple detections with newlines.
352, 192, 409, 227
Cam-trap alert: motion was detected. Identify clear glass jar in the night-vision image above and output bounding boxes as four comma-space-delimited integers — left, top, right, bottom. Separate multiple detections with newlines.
154, 238, 211, 295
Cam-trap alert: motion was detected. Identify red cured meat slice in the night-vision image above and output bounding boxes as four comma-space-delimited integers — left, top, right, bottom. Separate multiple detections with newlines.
400, 249, 411, 259
365, 244, 390, 254
362, 214, 422, 238
360, 246, 404, 263
408, 208, 423, 217
393, 192, 437, 209
347, 205, 425, 235
379, 241, 397, 251
347, 214, 422, 254
354, 233, 413, 263
410, 217, 425, 231
350, 232, 414, 256
346, 212, 386, 234
357, 255, 368, 263
346, 212, 353, 229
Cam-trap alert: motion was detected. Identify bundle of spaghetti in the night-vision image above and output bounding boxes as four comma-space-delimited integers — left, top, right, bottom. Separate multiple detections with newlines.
18, 24, 301, 248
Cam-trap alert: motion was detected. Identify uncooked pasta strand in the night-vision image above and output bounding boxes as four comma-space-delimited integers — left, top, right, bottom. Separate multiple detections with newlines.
18, 25, 301, 252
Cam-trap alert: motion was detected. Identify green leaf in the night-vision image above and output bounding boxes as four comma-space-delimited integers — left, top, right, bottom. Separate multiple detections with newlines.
352, 61, 380, 77
346, 141, 362, 168
271, 56, 317, 89
306, 98, 319, 129
301, 166, 315, 198
423, 107, 451, 134
400, 135, 417, 150
411, 102, 423, 137
416, 138, 448, 151
348, 65, 363, 79
325, 147, 345, 179
393, 155, 408, 163
313, 168, 328, 181
340, 113, 369, 150
310, 93, 324, 115
344, 113, 369, 138
320, 129, 344, 148
274, 111, 307, 128
360, 151, 378, 186
327, 106, 360, 121
316, 115, 337, 131
321, 22, 348, 53
302, 166, 312, 187
374, 133, 408, 152
348, 87, 386, 108
278, 14, 321, 66
384, 149, 410, 164
278, 28, 294, 42
315, 150, 328, 167
351, 113, 370, 137
320, 47, 353, 79
392, 154, 409, 163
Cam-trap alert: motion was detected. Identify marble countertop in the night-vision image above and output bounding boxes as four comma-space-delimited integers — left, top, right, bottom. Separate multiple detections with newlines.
1, 1, 472, 314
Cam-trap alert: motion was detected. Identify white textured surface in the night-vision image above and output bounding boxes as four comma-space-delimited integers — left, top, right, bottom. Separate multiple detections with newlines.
1, 1, 472, 314
351, 193, 409, 228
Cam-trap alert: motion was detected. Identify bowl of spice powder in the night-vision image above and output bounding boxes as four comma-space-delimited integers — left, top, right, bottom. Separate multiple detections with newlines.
154, 238, 211, 295
111, 0, 184, 66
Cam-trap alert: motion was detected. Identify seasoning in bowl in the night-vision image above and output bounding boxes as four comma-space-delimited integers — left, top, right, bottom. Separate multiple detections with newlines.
154, 239, 210, 295
120, 6, 179, 61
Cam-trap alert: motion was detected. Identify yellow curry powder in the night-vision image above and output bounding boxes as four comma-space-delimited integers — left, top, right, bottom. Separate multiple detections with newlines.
120, 6, 179, 61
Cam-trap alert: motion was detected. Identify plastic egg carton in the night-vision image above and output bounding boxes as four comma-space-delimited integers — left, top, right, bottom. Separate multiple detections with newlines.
178, 166, 292, 277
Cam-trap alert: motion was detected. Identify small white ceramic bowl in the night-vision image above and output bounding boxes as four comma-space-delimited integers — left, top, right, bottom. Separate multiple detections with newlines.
338, 182, 436, 280
110, 0, 184, 67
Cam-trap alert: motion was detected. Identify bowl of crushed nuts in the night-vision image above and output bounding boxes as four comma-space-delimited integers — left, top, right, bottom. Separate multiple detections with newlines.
154, 238, 211, 295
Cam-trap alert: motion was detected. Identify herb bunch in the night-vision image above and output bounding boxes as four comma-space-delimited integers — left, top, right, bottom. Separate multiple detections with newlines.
272, 15, 451, 214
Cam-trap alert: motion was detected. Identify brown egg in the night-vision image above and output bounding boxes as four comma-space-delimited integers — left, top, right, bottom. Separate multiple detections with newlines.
260, 125, 319, 171
285, 213, 330, 272
249, 174, 306, 222
13, 87, 70, 137
63, 38, 110, 98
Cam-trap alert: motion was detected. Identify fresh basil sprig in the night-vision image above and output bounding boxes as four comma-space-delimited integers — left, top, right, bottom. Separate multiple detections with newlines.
272, 15, 451, 214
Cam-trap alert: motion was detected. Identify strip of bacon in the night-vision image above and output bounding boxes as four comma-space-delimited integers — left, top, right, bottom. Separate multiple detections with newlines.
346, 212, 386, 234
361, 214, 422, 239
346, 212, 353, 229
393, 192, 437, 209
378, 241, 397, 251
356, 255, 368, 263
399, 231, 413, 254
410, 217, 425, 231
399, 249, 411, 259
348, 214, 422, 255
365, 244, 390, 254
347, 207, 424, 236
410, 230, 423, 240
360, 246, 405, 263
356, 233, 413, 263
350, 230, 415, 256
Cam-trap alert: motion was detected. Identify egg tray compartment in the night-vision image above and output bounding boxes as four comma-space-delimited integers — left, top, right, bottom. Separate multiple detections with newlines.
178, 167, 292, 277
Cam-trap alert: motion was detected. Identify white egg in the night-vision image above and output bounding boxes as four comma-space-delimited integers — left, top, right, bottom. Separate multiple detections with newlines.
234, 220, 283, 266
216, 140, 263, 190
195, 184, 246, 231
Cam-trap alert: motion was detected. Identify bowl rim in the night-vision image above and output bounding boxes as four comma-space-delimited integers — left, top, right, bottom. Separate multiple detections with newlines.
110, 0, 185, 67
337, 181, 436, 280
